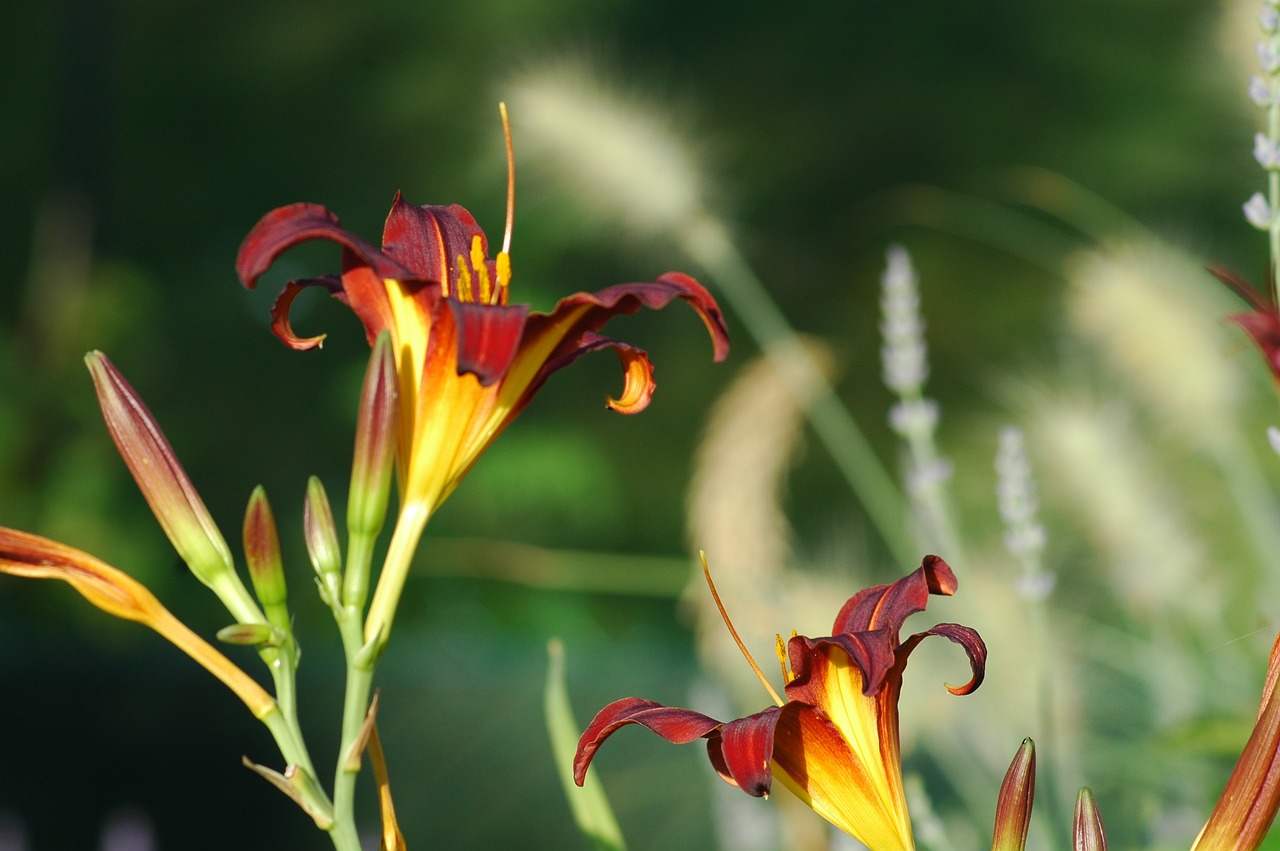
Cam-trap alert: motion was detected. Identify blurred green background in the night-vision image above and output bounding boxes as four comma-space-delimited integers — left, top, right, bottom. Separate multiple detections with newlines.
4, 0, 1280, 848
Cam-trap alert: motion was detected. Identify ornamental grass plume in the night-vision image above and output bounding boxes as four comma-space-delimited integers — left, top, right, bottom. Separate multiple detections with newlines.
505, 59, 707, 239
1065, 240, 1243, 451
1026, 394, 1213, 621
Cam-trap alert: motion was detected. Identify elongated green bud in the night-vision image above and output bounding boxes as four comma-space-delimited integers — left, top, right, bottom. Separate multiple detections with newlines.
348, 331, 398, 538
216, 623, 281, 647
304, 476, 343, 605
991, 738, 1035, 851
85, 351, 264, 626
243, 486, 288, 630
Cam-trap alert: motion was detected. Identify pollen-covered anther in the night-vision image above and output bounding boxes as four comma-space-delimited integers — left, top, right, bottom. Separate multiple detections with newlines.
470, 236, 495, 304
454, 255, 474, 301
495, 252, 511, 304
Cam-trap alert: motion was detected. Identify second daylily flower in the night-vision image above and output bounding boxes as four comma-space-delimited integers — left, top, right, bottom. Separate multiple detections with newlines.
574, 555, 986, 851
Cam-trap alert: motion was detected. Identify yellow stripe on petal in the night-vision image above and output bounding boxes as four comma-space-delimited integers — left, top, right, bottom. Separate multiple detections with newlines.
771, 703, 914, 851
773, 645, 914, 850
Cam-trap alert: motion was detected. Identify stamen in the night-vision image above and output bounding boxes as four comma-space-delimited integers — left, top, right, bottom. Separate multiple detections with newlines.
775, 634, 790, 685
495, 252, 511, 305
700, 551, 784, 708
455, 255, 474, 302
470, 236, 493, 304
499, 102, 515, 256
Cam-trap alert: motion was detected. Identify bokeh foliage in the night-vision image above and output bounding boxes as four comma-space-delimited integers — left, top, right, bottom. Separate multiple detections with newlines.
2, 0, 1278, 848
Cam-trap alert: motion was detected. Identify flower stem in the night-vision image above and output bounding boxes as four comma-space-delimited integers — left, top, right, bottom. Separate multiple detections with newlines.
1271, 104, 1280, 301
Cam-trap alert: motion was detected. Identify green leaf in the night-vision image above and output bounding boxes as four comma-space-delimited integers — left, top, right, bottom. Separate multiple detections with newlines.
545, 638, 627, 851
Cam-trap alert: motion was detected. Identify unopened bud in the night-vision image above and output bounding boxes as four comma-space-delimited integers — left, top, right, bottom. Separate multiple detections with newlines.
992, 738, 1036, 851
348, 331, 398, 538
1072, 788, 1107, 851
216, 622, 281, 646
85, 351, 263, 626
304, 476, 343, 604
243, 486, 288, 620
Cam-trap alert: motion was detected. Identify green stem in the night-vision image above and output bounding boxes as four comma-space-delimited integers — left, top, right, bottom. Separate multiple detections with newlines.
677, 214, 915, 566
897, 388, 964, 561
363, 502, 430, 648
1270, 91, 1280, 300
330, 611, 376, 851
324, 498, 410, 847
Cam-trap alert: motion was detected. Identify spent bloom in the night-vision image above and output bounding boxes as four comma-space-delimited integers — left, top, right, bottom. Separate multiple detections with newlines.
574, 556, 986, 850
0, 526, 275, 719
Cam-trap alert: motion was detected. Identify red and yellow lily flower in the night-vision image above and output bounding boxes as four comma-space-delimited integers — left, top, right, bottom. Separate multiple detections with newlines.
237, 189, 728, 641
574, 555, 986, 851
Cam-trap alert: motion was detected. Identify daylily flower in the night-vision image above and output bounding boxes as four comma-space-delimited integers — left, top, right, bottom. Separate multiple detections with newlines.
236, 185, 729, 641
1208, 264, 1280, 381
574, 555, 986, 851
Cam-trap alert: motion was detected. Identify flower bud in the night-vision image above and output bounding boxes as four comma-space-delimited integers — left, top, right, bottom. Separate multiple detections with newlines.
243, 486, 288, 619
348, 331, 398, 538
85, 351, 263, 626
304, 476, 343, 604
992, 738, 1036, 851
1072, 788, 1107, 851
216, 623, 281, 647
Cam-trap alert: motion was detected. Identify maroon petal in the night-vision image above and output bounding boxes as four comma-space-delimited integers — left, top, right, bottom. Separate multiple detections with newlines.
268, 277, 343, 350
504, 272, 729, 422
1230, 310, 1280, 378
896, 622, 988, 696
574, 697, 723, 786
236, 202, 413, 290
831, 554, 957, 637
448, 299, 530, 387
381, 195, 487, 287
709, 706, 781, 796
787, 628, 899, 699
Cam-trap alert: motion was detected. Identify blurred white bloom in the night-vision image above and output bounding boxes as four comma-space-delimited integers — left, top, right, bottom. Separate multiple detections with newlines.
1256, 131, 1280, 168
888, 397, 939, 437
1245, 191, 1273, 229
996, 426, 1048, 564
1262, 3, 1280, 33
880, 245, 929, 394
1250, 74, 1274, 106
1269, 425, 1280, 454
1259, 39, 1280, 73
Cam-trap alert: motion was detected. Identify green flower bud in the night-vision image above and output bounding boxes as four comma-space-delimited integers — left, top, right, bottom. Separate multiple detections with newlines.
348, 331, 398, 539
243, 486, 289, 628
304, 476, 343, 605
86, 351, 264, 626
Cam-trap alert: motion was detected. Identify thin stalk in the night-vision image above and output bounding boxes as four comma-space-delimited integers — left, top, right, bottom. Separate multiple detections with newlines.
330, 611, 376, 851
677, 214, 914, 566
1271, 93, 1280, 299
326, 498, 411, 847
